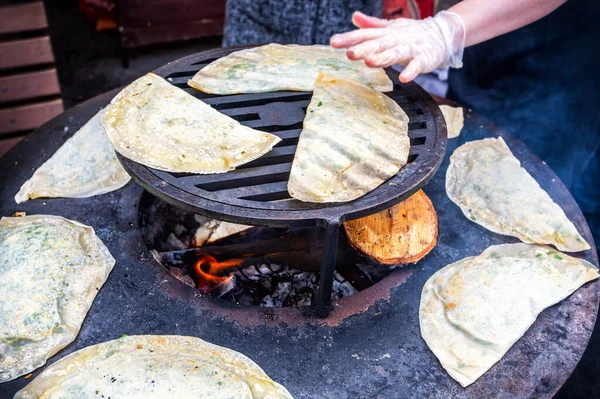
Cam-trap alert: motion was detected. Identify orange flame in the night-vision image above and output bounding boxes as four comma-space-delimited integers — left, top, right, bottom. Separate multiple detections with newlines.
194, 254, 244, 294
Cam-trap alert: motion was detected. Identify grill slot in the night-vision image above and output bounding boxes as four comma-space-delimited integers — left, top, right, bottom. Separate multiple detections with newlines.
208, 93, 312, 110
215, 181, 291, 201
231, 113, 261, 122
408, 121, 427, 130
165, 70, 198, 79
190, 162, 292, 187
191, 57, 219, 65
241, 190, 292, 202
407, 154, 419, 163
251, 122, 304, 132
404, 108, 425, 118
236, 147, 296, 169
197, 170, 290, 192
410, 137, 427, 146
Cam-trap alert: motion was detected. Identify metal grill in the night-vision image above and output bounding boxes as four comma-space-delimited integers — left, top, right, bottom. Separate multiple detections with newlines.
118, 46, 447, 317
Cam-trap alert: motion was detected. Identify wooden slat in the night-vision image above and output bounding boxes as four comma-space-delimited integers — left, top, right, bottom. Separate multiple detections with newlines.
0, 37, 54, 70
0, 69, 60, 103
0, 136, 24, 159
0, 2, 48, 35
0, 99, 63, 135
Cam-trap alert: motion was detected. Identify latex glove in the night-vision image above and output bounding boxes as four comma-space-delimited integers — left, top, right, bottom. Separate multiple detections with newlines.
330, 11, 466, 83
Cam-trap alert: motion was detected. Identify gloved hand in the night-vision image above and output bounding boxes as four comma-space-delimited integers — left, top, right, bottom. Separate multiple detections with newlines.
330, 11, 466, 83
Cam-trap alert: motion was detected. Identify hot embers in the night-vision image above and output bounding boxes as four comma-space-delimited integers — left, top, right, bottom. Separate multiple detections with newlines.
140, 192, 391, 307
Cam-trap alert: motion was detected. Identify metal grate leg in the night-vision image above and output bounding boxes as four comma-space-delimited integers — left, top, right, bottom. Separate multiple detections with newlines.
316, 219, 341, 318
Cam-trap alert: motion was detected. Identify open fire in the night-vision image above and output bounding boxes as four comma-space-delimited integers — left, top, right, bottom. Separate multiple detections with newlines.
193, 254, 241, 295
140, 193, 391, 307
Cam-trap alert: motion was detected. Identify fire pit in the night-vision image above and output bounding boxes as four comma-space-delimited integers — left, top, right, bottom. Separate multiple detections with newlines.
139, 191, 392, 308
0, 50, 598, 398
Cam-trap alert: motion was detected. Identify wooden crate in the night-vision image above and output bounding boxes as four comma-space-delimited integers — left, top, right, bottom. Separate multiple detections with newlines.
0, 1, 64, 158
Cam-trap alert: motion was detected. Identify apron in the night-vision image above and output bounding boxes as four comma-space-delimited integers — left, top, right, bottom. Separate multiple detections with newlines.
447, 0, 600, 249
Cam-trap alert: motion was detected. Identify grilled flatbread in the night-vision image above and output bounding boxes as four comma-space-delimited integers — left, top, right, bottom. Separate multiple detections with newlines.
103, 73, 281, 173
188, 44, 393, 94
15, 110, 130, 204
0, 215, 114, 383
288, 73, 409, 203
15, 335, 294, 399
439, 105, 463, 139
419, 243, 598, 387
446, 137, 590, 252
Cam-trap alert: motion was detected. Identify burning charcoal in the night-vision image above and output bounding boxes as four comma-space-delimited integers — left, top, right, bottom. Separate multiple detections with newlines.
261, 296, 276, 307
269, 263, 282, 273
174, 224, 187, 237
295, 292, 313, 307
258, 264, 272, 275
240, 265, 260, 280
260, 279, 273, 292
167, 233, 187, 250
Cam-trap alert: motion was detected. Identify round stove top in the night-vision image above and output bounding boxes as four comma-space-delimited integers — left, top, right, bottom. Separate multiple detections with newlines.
0, 67, 597, 398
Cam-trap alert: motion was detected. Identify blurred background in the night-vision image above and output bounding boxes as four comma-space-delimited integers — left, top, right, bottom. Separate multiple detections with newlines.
0, 1, 597, 397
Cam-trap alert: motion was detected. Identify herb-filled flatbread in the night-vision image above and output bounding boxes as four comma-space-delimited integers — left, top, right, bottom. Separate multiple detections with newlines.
0, 215, 114, 382
188, 44, 393, 94
446, 137, 590, 251
15, 335, 294, 399
103, 73, 281, 174
419, 243, 598, 387
288, 73, 409, 203
15, 110, 130, 204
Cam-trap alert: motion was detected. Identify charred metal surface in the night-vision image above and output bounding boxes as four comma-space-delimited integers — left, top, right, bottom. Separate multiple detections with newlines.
0, 90, 597, 399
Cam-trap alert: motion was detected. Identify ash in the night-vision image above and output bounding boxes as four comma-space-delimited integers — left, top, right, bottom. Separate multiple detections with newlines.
234, 263, 357, 307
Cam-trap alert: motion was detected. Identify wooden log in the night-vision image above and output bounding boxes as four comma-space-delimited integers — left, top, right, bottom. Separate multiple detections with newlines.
344, 190, 438, 265
0, 69, 61, 103
0, 2, 48, 35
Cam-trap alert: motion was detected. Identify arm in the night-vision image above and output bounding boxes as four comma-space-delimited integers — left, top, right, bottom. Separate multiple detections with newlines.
330, 0, 567, 82
453, 0, 567, 46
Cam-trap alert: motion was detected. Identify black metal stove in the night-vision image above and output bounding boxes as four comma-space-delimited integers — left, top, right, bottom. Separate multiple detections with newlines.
118, 46, 447, 317
0, 54, 598, 399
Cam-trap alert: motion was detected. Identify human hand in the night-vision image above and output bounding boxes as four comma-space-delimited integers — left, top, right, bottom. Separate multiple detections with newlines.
330, 11, 465, 83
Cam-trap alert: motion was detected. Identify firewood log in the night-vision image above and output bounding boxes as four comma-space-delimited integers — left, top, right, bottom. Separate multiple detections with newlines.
343, 190, 438, 265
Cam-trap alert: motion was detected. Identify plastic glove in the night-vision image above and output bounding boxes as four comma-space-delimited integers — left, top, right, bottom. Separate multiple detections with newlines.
330, 11, 466, 83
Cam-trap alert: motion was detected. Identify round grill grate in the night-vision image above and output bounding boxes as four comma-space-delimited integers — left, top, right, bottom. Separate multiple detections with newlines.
118, 46, 447, 228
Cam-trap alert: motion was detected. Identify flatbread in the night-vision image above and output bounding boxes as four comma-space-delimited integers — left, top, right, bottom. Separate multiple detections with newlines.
15, 335, 294, 399
440, 105, 463, 139
188, 43, 393, 94
103, 73, 281, 173
419, 243, 599, 387
446, 137, 590, 252
15, 110, 130, 204
288, 73, 409, 203
0, 215, 115, 383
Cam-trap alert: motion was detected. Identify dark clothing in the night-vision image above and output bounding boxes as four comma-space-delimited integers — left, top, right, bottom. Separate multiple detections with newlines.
223, 0, 382, 47
447, 0, 600, 249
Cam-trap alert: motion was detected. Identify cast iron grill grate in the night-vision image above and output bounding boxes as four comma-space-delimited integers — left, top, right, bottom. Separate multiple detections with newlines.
117, 46, 447, 317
